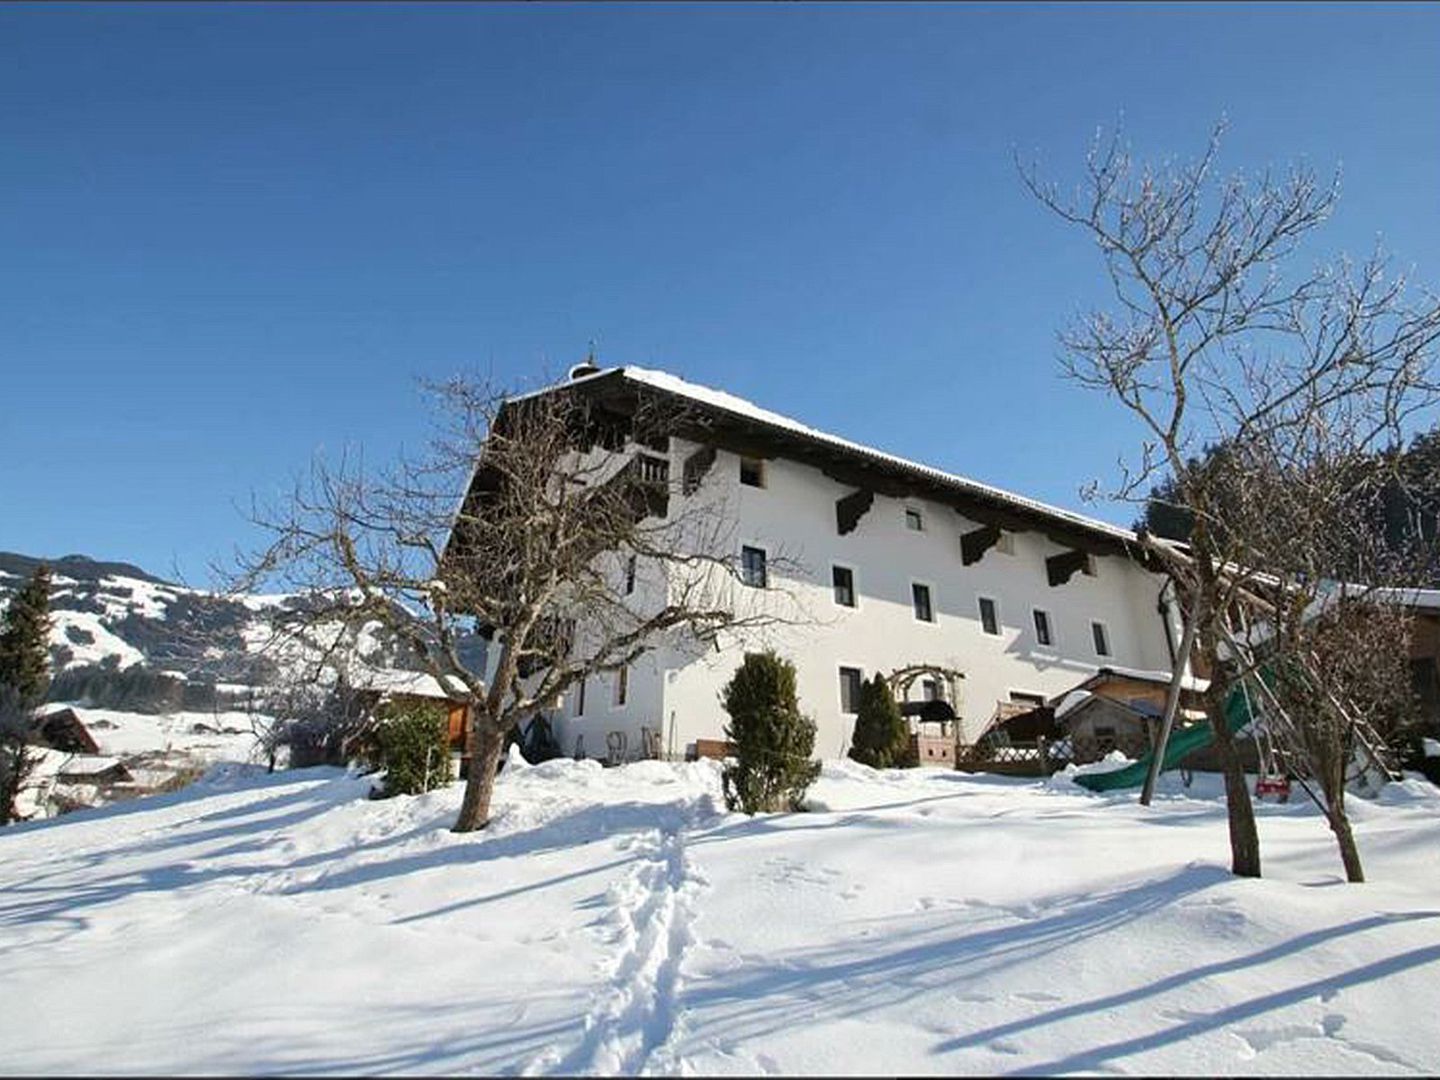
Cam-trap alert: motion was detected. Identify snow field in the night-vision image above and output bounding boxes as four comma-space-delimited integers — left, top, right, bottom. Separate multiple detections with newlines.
1, 756, 1438, 1075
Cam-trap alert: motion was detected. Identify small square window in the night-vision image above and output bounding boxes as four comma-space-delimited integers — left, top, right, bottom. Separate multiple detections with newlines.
832, 565, 856, 608
1091, 620, 1111, 657
614, 665, 629, 707
1033, 609, 1053, 647
978, 597, 1000, 636
741, 545, 768, 588
905, 508, 924, 532
740, 457, 765, 488
839, 667, 863, 714
912, 583, 934, 622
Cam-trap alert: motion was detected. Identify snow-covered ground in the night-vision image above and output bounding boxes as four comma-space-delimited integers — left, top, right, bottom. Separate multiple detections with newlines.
2, 758, 1438, 1076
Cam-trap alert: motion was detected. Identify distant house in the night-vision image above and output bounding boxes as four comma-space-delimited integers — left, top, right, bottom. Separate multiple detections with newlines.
1050, 666, 1209, 765
347, 669, 474, 752
56, 755, 134, 786
33, 707, 102, 755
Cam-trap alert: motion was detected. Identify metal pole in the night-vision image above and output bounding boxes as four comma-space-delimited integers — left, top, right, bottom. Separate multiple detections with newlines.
1141, 606, 1199, 806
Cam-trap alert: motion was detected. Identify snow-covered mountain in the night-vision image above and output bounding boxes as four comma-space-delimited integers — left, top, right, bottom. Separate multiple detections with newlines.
0, 551, 458, 695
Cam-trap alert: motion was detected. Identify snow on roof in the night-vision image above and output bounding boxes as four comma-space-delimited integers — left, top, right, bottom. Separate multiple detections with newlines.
499, 365, 1149, 548
345, 667, 472, 700
1053, 690, 1093, 721
1356, 586, 1440, 612
617, 366, 1142, 545
1087, 664, 1210, 694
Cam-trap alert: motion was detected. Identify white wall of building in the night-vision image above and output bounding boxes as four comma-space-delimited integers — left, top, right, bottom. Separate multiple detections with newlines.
553, 435, 1179, 763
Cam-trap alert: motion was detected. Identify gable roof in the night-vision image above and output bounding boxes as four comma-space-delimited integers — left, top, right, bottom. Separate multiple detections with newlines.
509, 365, 1158, 561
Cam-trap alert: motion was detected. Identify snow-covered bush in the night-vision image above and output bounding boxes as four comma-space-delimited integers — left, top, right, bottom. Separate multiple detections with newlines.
368, 700, 452, 797
720, 651, 820, 814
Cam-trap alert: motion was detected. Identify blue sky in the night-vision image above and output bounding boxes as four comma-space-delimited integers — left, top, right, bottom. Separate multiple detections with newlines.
3, 3, 1437, 586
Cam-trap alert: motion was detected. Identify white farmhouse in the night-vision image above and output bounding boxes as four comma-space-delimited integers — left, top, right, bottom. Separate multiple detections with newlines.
478, 365, 1186, 764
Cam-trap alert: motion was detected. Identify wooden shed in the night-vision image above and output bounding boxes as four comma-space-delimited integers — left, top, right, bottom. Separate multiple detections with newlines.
34, 707, 102, 755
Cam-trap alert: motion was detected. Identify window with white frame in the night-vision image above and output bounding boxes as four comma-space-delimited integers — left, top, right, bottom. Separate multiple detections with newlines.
741, 545, 768, 588
1091, 620, 1112, 657
839, 667, 863, 714
978, 596, 1000, 636
912, 582, 934, 623
1033, 608, 1054, 647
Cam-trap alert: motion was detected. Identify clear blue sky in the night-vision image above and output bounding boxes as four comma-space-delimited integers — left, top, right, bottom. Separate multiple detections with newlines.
3, 3, 1437, 586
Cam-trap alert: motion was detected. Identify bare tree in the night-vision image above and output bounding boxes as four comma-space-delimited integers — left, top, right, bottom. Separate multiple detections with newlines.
1022, 121, 1440, 877
233, 374, 792, 832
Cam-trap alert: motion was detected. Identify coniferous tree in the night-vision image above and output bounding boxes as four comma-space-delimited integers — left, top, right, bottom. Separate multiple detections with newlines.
848, 675, 909, 769
0, 564, 53, 707
720, 651, 820, 814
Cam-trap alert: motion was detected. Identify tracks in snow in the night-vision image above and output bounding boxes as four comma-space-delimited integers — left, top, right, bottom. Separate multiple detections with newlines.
532, 797, 712, 1077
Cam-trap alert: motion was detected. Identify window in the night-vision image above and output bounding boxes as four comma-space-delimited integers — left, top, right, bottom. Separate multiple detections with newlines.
904, 507, 924, 532
832, 565, 856, 608
624, 554, 637, 595
978, 596, 1000, 636
922, 678, 940, 702
1010, 691, 1046, 708
614, 665, 629, 708
912, 582, 934, 623
839, 667, 863, 714
1091, 620, 1111, 657
741, 545, 768, 588
739, 456, 765, 488
1033, 608, 1054, 647
575, 677, 586, 717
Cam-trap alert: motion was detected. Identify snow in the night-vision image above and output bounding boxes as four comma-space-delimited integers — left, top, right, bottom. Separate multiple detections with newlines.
2, 758, 1438, 1075
48, 607, 147, 670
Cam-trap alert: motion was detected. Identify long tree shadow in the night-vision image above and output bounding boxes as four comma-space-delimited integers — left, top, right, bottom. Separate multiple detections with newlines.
1010, 939, 1440, 1075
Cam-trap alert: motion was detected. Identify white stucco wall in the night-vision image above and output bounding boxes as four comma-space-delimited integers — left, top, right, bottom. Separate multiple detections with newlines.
553, 437, 1179, 762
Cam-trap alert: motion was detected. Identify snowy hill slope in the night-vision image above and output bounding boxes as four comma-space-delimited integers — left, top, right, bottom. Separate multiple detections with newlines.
2, 759, 1438, 1075
0, 550, 308, 682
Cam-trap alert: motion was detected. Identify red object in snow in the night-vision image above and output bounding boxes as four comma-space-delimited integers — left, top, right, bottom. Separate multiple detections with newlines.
1255, 775, 1292, 802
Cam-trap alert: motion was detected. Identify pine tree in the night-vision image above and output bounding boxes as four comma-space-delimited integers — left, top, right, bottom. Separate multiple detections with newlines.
848, 674, 910, 769
0, 563, 53, 707
720, 651, 821, 814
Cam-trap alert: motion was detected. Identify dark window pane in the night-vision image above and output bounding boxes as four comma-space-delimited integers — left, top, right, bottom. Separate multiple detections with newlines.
912, 583, 933, 622
740, 457, 765, 487
832, 566, 855, 607
1033, 609, 1052, 646
840, 667, 863, 714
624, 554, 637, 595
979, 597, 999, 635
1092, 621, 1111, 656
741, 546, 767, 588
905, 508, 924, 531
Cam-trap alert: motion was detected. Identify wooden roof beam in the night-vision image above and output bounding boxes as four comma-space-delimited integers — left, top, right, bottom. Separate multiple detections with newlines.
836, 488, 875, 536
1046, 549, 1092, 588
960, 524, 1003, 566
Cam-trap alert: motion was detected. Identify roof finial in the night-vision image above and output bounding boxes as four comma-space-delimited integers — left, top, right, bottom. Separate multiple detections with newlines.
568, 342, 602, 382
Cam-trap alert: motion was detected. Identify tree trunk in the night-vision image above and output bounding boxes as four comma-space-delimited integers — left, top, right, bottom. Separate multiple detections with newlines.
453, 723, 507, 833
1327, 802, 1366, 883
1202, 655, 1262, 878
